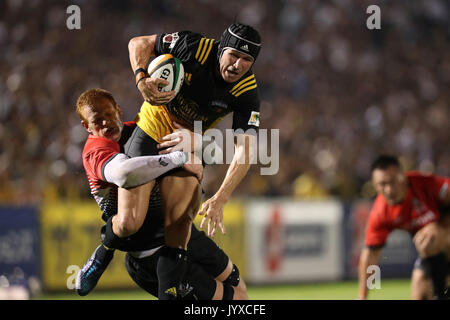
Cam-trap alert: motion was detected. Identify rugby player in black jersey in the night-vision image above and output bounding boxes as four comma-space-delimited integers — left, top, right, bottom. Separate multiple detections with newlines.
76, 88, 248, 300
121, 23, 262, 299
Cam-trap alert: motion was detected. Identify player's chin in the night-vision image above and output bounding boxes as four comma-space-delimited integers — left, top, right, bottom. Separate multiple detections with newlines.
223, 70, 241, 83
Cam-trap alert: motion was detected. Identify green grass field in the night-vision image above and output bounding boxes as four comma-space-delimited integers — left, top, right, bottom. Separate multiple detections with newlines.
34, 279, 412, 300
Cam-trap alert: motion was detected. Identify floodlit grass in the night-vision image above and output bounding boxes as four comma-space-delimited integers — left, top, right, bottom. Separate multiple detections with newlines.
35, 279, 411, 300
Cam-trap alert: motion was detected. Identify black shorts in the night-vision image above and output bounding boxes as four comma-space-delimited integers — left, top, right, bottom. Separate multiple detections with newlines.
414, 257, 450, 275
125, 226, 229, 299
124, 124, 183, 177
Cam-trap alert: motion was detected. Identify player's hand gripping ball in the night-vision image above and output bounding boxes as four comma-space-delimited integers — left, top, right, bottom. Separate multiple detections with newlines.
147, 54, 184, 102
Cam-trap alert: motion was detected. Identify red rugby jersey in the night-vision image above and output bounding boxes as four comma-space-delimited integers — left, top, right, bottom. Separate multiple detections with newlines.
82, 134, 120, 220
81, 122, 135, 221
365, 172, 450, 248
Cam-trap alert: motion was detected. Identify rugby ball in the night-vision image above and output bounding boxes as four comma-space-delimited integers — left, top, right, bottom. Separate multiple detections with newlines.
147, 54, 184, 98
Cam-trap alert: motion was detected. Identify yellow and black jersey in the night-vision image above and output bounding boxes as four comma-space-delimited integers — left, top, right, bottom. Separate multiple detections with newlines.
136, 30, 260, 141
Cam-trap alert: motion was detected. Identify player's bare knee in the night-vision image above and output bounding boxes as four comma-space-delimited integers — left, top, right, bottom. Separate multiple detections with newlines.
416, 239, 442, 258
114, 215, 140, 237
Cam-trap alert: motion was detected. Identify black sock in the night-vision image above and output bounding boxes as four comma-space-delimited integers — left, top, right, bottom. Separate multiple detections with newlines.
156, 246, 191, 300
222, 284, 234, 300
94, 244, 115, 266
422, 252, 448, 299
102, 216, 124, 250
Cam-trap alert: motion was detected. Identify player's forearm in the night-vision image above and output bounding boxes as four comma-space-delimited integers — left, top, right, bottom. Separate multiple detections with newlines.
213, 135, 256, 202
357, 247, 381, 299
104, 151, 187, 189
128, 35, 157, 72
213, 150, 251, 203
216, 163, 251, 203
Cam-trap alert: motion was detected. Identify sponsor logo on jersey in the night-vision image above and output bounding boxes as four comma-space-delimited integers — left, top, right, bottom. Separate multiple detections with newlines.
248, 111, 260, 127
211, 100, 228, 111
163, 32, 179, 49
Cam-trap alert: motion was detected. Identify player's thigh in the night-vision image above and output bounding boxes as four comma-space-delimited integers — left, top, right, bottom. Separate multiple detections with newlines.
117, 181, 154, 227
159, 170, 202, 222
415, 222, 444, 256
188, 230, 229, 278
411, 266, 433, 300
125, 253, 159, 298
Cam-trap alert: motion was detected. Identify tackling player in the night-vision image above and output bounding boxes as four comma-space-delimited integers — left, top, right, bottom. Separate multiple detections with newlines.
75, 88, 248, 300
122, 23, 262, 299
358, 155, 450, 300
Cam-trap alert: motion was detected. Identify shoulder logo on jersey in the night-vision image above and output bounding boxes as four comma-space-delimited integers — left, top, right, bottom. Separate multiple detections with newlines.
195, 37, 215, 65
163, 32, 179, 50
230, 74, 257, 97
241, 44, 249, 52
248, 111, 260, 127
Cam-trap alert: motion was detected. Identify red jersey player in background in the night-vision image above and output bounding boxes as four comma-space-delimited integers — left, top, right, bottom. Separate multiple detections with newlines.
358, 155, 450, 300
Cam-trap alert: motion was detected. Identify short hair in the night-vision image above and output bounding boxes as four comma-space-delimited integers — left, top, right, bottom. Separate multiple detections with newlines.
76, 88, 117, 122
370, 155, 401, 173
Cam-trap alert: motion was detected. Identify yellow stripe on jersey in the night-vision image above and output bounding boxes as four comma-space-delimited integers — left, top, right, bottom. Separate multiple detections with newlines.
195, 38, 206, 61
185, 73, 192, 84
208, 116, 223, 130
198, 39, 211, 64
135, 101, 176, 142
195, 38, 214, 64
230, 74, 255, 95
234, 84, 258, 97
232, 79, 256, 96
200, 39, 214, 65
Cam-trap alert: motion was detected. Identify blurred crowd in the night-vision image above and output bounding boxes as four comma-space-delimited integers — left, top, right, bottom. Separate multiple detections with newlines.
1, 0, 450, 204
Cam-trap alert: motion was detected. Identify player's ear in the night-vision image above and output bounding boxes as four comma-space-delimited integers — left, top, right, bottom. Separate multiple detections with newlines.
81, 120, 91, 133
117, 105, 123, 119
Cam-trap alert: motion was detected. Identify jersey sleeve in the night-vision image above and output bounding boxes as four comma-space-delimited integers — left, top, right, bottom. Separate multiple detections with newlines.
231, 75, 261, 133
365, 198, 392, 248
83, 137, 120, 181
155, 31, 203, 64
429, 175, 450, 203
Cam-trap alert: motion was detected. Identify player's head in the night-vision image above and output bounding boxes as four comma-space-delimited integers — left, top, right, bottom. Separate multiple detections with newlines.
371, 155, 407, 205
218, 23, 261, 83
76, 88, 124, 142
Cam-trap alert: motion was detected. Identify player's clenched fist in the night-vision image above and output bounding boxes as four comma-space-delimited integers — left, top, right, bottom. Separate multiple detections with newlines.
137, 77, 175, 105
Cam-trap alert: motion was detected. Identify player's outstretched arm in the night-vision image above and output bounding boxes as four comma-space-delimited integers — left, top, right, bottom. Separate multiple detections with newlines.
199, 134, 256, 237
103, 151, 188, 189
357, 247, 382, 300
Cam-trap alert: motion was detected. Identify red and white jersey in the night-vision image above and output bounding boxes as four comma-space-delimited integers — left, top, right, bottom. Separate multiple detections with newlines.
82, 134, 120, 221
82, 121, 135, 221
365, 171, 450, 248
